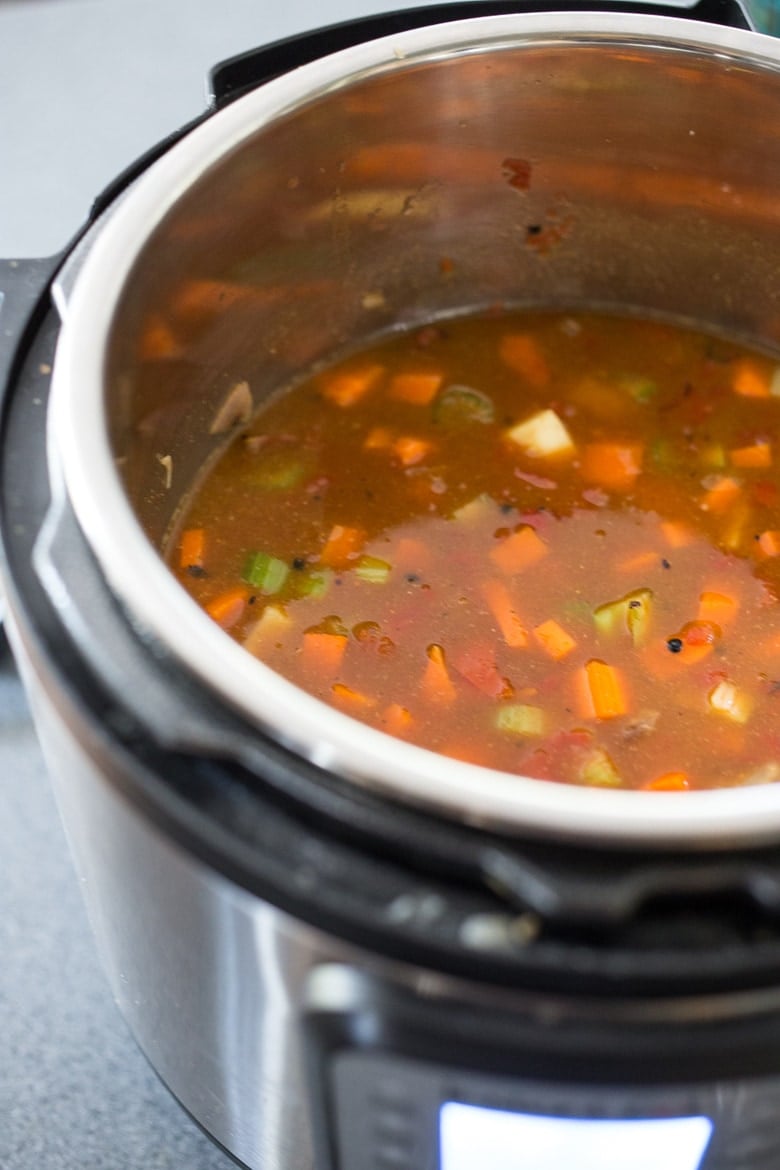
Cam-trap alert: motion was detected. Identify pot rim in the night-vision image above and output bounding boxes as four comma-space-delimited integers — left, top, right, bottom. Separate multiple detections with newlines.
49, 10, 780, 849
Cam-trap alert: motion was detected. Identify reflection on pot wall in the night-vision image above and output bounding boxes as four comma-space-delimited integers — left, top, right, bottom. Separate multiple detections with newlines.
105, 37, 780, 547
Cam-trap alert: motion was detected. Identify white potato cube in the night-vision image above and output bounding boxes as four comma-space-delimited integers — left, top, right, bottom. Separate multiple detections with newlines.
505, 408, 575, 459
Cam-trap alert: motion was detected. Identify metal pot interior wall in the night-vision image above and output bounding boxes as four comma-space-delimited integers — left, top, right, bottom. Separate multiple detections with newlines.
104, 32, 780, 544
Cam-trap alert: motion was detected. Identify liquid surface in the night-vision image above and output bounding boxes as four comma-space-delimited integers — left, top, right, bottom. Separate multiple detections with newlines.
171, 311, 780, 791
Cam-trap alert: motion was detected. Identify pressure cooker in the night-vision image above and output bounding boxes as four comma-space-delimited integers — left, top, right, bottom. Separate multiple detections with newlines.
8, 3, 780, 1167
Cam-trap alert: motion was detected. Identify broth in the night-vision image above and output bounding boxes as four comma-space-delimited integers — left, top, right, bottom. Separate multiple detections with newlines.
170, 310, 780, 791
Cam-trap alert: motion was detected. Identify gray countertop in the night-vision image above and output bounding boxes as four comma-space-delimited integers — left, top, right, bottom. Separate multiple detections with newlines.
0, 2, 426, 1166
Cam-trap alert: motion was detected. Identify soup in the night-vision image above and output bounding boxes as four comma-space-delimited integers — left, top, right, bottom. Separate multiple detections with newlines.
170, 310, 780, 791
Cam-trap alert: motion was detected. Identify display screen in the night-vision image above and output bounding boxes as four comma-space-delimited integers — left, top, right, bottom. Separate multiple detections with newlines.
439, 1102, 713, 1170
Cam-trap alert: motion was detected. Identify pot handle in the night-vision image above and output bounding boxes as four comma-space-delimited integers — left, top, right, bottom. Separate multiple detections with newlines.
209, 0, 754, 108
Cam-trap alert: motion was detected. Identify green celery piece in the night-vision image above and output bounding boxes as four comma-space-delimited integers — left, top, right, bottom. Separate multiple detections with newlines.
580, 748, 622, 787
243, 551, 290, 594
593, 589, 653, 645
621, 374, 657, 404
495, 704, 545, 737
290, 568, 332, 599
434, 383, 495, 426
249, 452, 306, 490
354, 555, 392, 584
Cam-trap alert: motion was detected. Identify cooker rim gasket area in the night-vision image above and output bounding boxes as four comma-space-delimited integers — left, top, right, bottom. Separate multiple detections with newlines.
47, 10, 780, 852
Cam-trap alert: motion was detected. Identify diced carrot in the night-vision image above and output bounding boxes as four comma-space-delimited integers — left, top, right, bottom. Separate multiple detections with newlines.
757, 530, 780, 558
381, 703, 414, 737
389, 371, 443, 405
490, 526, 548, 575
205, 586, 250, 630
580, 442, 643, 491
499, 333, 550, 388
179, 527, 206, 570
331, 682, 374, 709
732, 357, 771, 398
583, 659, 629, 719
617, 549, 660, 574
138, 315, 180, 361
363, 425, 395, 450
393, 435, 433, 466
660, 520, 694, 548
168, 279, 270, 326
320, 524, 365, 568
321, 364, 384, 407
699, 475, 742, 513
730, 440, 772, 468
421, 643, 456, 703
698, 591, 738, 626
481, 579, 529, 648
302, 630, 348, 674
643, 771, 690, 792
533, 618, 577, 660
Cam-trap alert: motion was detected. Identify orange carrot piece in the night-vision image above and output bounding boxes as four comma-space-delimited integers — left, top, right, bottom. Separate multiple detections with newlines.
382, 703, 414, 736
499, 333, 550, 388
580, 442, 643, 491
138, 315, 180, 361
643, 771, 690, 792
533, 618, 577, 660
302, 630, 348, 674
363, 425, 395, 450
322, 364, 384, 407
331, 682, 374, 709
617, 549, 660, 574
205, 586, 250, 630
389, 371, 443, 405
393, 435, 433, 466
490, 526, 548, 575
583, 659, 629, 719
732, 357, 772, 398
481, 580, 529, 648
179, 527, 206, 570
730, 440, 772, 468
699, 475, 742, 513
757, 530, 780, 558
698, 591, 738, 626
421, 643, 456, 703
660, 520, 694, 548
320, 524, 365, 568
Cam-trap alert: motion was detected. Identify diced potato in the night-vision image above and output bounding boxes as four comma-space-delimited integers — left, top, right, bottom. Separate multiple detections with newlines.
495, 704, 545, 737
708, 680, 752, 724
505, 409, 575, 459
579, 748, 622, 788
243, 605, 290, 655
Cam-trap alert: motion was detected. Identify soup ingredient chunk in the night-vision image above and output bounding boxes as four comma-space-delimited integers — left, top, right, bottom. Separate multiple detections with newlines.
170, 310, 780, 791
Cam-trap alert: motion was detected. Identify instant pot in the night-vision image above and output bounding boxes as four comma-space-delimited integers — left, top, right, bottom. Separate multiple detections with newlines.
9, 4, 780, 1167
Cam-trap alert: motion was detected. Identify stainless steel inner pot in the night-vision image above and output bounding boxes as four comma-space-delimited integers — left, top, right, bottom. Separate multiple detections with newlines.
49, 11, 780, 848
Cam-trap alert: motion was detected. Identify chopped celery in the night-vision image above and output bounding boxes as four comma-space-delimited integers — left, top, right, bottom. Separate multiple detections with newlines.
580, 748, 621, 787
495, 704, 545, 737
290, 568, 332, 599
593, 588, 653, 645
621, 375, 657, 404
249, 451, 307, 490
243, 551, 290, 594
434, 383, 495, 425
354, 555, 392, 584
699, 442, 726, 470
